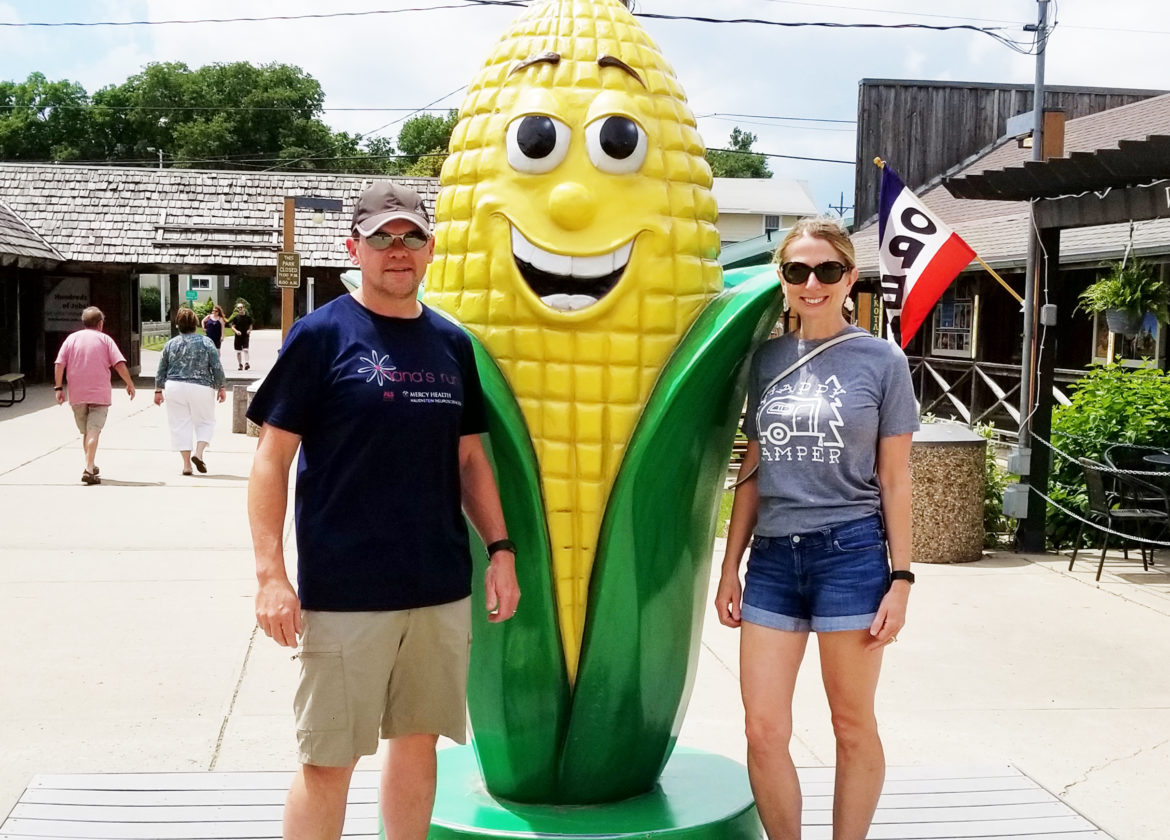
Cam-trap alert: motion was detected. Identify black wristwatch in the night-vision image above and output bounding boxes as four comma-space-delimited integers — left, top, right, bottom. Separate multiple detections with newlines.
890, 569, 915, 585
486, 539, 517, 556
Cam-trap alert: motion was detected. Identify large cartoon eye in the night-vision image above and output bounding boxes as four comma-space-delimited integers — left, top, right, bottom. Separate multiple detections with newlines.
585, 115, 647, 174
506, 114, 571, 174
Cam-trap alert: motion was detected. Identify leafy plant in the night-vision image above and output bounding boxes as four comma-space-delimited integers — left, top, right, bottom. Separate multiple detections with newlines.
1077, 258, 1169, 322
1045, 363, 1170, 548
975, 423, 1015, 548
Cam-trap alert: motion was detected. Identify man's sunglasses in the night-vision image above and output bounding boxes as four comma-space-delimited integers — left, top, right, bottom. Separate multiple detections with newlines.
780, 261, 852, 285
364, 230, 430, 251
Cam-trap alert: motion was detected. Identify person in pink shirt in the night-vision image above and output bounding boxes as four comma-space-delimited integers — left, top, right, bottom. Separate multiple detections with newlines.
54, 306, 136, 485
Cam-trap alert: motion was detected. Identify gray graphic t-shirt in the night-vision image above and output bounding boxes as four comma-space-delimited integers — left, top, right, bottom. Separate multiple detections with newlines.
744, 326, 919, 536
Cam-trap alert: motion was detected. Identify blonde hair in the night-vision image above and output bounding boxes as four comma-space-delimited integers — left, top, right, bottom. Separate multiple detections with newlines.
773, 216, 855, 267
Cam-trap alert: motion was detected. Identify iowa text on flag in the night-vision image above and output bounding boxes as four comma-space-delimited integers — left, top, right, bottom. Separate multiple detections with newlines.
877, 165, 975, 348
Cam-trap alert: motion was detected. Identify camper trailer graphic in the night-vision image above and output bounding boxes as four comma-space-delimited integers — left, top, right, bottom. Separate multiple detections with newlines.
761, 397, 825, 446
758, 376, 846, 449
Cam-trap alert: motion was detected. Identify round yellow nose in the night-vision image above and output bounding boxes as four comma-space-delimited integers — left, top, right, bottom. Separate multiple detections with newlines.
548, 182, 596, 231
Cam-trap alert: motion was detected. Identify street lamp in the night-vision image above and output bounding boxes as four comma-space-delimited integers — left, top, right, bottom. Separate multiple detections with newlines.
279, 196, 343, 342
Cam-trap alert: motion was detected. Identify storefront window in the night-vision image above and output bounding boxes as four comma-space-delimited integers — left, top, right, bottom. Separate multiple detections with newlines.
1092, 313, 1164, 367
930, 277, 978, 359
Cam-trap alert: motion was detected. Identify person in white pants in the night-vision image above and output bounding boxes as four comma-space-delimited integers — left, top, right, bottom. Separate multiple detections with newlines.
154, 307, 227, 475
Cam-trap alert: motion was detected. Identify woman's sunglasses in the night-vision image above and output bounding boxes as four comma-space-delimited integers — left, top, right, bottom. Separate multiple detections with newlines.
780, 261, 851, 285
364, 230, 430, 251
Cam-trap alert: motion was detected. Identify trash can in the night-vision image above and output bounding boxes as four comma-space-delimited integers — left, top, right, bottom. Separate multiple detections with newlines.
910, 422, 987, 563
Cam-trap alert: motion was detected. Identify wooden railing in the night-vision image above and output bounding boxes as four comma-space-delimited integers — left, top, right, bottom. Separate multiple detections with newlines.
906, 356, 1082, 439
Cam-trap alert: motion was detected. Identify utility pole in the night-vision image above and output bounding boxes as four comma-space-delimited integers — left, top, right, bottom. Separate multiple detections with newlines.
1013, 0, 1051, 551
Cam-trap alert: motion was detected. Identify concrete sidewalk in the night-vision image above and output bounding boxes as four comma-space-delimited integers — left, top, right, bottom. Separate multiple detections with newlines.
1, 374, 1168, 839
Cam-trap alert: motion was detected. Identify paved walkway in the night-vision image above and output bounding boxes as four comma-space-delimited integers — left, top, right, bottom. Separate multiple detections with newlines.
1, 341, 1168, 838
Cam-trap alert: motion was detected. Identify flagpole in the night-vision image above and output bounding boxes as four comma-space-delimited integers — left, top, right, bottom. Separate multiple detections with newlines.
975, 256, 1024, 305
1015, 0, 1051, 552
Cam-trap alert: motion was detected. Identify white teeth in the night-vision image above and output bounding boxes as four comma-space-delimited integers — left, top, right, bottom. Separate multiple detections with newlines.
541, 294, 598, 311
512, 226, 632, 280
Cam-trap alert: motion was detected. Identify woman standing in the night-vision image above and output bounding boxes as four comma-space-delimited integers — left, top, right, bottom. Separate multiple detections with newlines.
201, 305, 227, 353
714, 217, 918, 840
154, 307, 227, 475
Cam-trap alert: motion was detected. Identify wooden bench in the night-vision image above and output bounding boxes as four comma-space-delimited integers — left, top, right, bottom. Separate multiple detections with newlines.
0, 765, 1110, 839
0, 372, 26, 407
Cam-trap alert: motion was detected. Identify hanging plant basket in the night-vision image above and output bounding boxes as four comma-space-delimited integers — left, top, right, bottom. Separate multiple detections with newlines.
1104, 308, 1143, 338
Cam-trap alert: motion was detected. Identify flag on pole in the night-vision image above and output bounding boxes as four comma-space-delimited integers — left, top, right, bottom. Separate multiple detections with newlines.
877, 164, 975, 348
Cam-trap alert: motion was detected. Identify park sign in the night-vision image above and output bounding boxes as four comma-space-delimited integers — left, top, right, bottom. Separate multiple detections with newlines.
184, 290, 198, 301
276, 251, 300, 288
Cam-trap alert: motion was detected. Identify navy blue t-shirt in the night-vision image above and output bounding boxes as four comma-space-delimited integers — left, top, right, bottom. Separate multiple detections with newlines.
246, 295, 487, 611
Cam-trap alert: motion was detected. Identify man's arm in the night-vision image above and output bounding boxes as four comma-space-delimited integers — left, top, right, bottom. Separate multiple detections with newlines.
53, 362, 66, 405
249, 423, 304, 647
113, 361, 135, 400
459, 434, 520, 623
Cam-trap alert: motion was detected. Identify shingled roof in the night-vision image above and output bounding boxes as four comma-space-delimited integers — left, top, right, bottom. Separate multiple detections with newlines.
852, 93, 1170, 274
0, 198, 62, 268
0, 164, 439, 273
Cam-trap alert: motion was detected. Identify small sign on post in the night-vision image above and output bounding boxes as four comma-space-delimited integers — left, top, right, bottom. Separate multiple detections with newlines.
276, 251, 301, 289
185, 290, 198, 301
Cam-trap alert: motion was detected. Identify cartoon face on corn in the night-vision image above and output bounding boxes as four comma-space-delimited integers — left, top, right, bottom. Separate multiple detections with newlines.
423, 0, 784, 808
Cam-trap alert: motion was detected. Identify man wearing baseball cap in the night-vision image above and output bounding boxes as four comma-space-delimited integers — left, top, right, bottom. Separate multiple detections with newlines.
247, 181, 519, 840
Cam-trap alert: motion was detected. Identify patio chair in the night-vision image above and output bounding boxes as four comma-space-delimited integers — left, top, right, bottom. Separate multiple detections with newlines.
1103, 444, 1170, 512
1070, 457, 1169, 581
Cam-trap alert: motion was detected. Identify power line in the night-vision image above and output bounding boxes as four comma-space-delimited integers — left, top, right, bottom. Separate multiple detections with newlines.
0, 3, 1045, 53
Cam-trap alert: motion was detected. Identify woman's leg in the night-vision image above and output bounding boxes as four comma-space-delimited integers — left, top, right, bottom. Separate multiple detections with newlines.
191, 386, 217, 460
817, 630, 885, 840
165, 382, 195, 460
741, 622, 809, 840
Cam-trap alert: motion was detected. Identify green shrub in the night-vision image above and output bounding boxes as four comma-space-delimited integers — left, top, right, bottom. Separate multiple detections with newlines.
140, 286, 162, 321
1046, 363, 1170, 548
976, 423, 1015, 548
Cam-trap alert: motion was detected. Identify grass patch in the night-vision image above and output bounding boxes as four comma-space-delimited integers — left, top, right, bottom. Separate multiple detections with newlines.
716, 489, 734, 538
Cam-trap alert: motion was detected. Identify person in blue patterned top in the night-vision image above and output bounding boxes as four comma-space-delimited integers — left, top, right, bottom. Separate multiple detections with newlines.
154, 307, 227, 475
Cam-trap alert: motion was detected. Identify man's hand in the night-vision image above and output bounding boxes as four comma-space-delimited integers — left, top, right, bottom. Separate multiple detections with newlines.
256, 578, 302, 647
55, 389, 65, 405
484, 553, 520, 623
126, 382, 136, 400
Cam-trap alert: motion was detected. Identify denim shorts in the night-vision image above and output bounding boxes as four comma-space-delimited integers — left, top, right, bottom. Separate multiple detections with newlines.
742, 514, 889, 633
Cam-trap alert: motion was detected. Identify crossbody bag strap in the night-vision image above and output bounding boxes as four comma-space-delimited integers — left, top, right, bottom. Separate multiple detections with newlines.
730, 330, 867, 488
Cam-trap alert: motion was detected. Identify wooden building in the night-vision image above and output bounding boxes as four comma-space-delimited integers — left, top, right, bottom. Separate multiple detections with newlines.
851, 91, 1170, 433
0, 165, 437, 381
853, 79, 1163, 228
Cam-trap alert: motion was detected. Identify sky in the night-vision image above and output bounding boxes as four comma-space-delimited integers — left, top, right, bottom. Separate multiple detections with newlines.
0, 0, 1166, 215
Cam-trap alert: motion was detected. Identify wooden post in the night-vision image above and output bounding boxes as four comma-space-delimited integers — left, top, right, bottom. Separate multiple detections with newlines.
282, 197, 295, 344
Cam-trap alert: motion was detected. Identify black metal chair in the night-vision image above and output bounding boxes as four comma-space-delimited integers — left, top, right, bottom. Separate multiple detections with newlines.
1103, 444, 1170, 512
1070, 457, 1168, 581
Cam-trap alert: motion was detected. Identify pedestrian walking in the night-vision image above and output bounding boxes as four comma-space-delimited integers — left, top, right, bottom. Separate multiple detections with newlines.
53, 306, 136, 485
154, 307, 227, 476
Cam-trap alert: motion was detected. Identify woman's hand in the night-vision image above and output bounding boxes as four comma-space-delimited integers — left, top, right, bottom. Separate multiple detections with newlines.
713, 564, 744, 628
153, 390, 164, 406
216, 386, 227, 403
866, 581, 909, 651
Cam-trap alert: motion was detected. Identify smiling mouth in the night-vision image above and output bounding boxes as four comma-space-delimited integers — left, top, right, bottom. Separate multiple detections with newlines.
511, 226, 632, 312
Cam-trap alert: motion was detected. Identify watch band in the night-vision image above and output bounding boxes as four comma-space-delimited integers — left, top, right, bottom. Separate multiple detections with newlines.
890, 569, 915, 585
486, 538, 516, 556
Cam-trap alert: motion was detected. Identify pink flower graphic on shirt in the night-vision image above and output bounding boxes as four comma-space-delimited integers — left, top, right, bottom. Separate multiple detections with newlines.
357, 350, 395, 386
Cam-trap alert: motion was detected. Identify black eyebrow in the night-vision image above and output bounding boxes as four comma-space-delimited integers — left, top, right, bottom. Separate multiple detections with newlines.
598, 55, 645, 88
509, 52, 561, 77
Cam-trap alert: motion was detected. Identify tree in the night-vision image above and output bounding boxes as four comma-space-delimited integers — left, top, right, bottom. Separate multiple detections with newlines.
90, 61, 340, 169
706, 127, 772, 179
385, 110, 458, 175
0, 72, 96, 161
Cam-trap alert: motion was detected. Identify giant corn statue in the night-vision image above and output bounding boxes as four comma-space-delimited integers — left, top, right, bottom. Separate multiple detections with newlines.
423, 0, 782, 806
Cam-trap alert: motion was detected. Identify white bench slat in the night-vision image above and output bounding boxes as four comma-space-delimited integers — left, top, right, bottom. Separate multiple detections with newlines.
17, 788, 378, 807
0, 816, 379, 839
27, 771, 380, 792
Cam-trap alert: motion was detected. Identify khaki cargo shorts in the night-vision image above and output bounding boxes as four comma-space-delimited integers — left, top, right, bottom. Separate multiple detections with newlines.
71, 404, 109, 435
294, 597, 471, 767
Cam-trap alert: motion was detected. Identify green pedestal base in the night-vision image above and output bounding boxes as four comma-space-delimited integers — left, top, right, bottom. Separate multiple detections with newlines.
383, 747, 760, 840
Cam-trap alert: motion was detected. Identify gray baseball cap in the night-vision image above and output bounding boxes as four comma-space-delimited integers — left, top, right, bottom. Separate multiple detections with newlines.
351, 182, 431, 237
